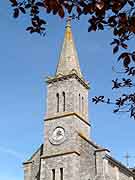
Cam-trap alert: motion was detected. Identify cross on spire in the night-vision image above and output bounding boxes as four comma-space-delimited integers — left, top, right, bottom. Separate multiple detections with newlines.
66, 16, 72, 27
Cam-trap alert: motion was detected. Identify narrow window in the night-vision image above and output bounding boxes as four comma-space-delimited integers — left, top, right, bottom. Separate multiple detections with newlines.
63, 92, 65, 112
52, 169, 55, 180
56, 93, 59, 112
60, 168, 63, 180
82, 97, 84, 114
79, 94, 81, 112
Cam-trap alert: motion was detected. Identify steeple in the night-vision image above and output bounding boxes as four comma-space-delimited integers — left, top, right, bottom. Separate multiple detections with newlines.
56, 17, 83, 78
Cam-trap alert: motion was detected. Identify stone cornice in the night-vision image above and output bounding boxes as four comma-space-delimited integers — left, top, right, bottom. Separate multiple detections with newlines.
105, 154, 135, 177
95, 148, 110, 153
45, 112, 91, 127
78, 133, 103, 149
23, 160, 33, 165
46, 73, 90, 89
41, 151, 80, 159
23, 144, 43, 165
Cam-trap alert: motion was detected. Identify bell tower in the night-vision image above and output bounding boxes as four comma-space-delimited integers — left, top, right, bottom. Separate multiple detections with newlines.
40, 18, 91, 180
47, 18, 90, 130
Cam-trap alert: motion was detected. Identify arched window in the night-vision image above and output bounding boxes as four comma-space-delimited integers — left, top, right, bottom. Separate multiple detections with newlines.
63, 92, 65, 112
82, 96, 84, 114
79, 94, 81, 112
60, 168, 63, 180
52, 169, 55, 180
56, 93, 59, 112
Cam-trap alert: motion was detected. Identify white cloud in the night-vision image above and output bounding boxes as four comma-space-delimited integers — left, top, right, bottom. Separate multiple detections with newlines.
0, 146, 23, 159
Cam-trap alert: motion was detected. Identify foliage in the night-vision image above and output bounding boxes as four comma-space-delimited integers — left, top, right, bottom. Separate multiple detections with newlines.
9, 0, 135, 119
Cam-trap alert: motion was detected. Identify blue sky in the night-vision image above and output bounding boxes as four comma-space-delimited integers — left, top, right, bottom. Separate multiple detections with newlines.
0, 1, 135, 180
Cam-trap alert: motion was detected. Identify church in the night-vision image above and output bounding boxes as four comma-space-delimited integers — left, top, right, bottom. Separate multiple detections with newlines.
23, 19, 135, 180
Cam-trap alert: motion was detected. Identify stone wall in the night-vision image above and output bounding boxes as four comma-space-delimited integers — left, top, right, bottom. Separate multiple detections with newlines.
46, 77, 89, 122
40, 153, 80, 180
79, 135, 97, 180
23, 145, 43, 180
43, 115, 90, 156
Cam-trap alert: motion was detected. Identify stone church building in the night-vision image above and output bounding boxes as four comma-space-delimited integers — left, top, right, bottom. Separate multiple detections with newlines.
23, 19, 135, 180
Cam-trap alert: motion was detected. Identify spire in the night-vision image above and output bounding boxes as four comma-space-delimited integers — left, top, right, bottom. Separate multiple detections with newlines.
56, 17, 83, 78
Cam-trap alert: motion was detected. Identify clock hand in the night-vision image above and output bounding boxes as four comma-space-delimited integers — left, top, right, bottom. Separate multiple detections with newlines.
57, 130, 62, 136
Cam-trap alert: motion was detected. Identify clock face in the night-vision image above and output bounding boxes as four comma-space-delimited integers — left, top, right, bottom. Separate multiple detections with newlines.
49, 127, 66, 145
52, 127, 65, 141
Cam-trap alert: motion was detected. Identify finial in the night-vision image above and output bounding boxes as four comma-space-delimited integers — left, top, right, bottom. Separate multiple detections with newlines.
66, 16, 72, 28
